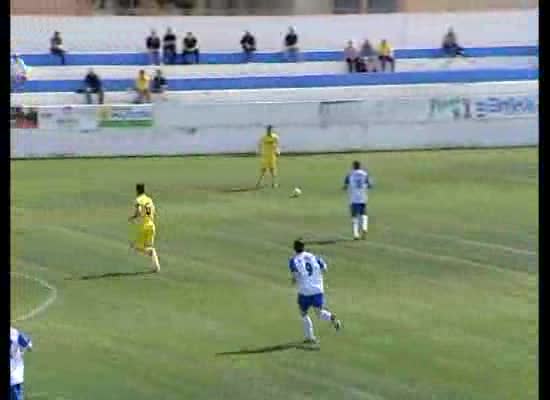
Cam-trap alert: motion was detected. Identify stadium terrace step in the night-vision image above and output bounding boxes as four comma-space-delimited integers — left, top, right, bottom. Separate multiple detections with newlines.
16, 68, 538, 94
18, 46, 538, 67
12, 80, 538, 107
23, 56, 538, 81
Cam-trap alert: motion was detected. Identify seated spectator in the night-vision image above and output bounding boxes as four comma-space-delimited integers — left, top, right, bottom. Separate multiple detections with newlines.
442, 28, 465, 57
182, 32, 199, 64
360, 39, 378, 72
146, 30, 161, 65
377, 39, 395, 72
79, 68, 104, 104
344, 40, 359, 73
240, 30, 256, 62
11, 54, 28, 91
151, 69, 168, 94
284, 26, 299, 62
50, 31, 66, 65
163, 28, 177, 65
134, 69, 151, 103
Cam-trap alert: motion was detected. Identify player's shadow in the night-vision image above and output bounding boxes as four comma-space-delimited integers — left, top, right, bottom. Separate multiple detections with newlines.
306, 237, 353, 246
216, 341, 320, 356
66, 271, 156, 281
219, 186, 260, 193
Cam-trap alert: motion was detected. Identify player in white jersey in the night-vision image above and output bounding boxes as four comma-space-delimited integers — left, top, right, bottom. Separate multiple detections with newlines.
10, 326, 32, 400
343, 160, 372, 240
288, 239, 342, 344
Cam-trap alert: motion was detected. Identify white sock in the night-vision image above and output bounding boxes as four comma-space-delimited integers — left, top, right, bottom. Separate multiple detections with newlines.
352, 218, 359, 237
319, 309, 333, 321
150, 248, 160, 271
361, 215, 368, 232
303, 315, 314, 339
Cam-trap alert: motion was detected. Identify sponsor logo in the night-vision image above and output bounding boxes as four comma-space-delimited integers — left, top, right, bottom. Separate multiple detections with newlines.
98, 106, 153, 127
474, 96, 538, 119
429, 97, 471, 120
11, 106, 38, 129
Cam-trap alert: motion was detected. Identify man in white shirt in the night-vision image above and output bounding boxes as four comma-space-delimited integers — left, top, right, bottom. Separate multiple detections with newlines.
10, 327, 32, 400
288, 239, 342, 344
343, 160, 373, 240
11, 54, 28, 91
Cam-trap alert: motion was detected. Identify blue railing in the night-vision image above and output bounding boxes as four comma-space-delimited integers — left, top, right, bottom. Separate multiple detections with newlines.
19, 45, 538, 67
19, 68, 538, 93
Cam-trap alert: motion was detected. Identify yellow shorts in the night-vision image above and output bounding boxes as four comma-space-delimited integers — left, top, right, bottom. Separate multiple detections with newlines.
134, 224, 156, 250
261, 156, 277, 170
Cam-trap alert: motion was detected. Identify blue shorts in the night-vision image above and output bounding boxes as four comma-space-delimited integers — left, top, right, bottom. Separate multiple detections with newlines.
11, 384, 23, 400
350, 203, 366, 217
298, 293, 324, 313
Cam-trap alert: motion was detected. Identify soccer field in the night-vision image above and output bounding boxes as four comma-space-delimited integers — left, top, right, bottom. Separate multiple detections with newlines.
11, 148, 538, 400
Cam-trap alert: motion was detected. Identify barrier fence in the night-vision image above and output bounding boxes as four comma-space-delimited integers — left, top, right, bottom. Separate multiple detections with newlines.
11, 81, 538, 158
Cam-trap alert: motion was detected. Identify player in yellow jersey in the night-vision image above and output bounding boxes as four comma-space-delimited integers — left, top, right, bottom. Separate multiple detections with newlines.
128, 183, 160, 273
256, 125, 280, 188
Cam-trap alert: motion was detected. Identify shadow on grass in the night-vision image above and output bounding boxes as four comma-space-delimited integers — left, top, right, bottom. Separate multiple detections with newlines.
216, 341, 320, 356
218, 186, 260, 193
306, 237, 354, 246
66, 270, 156, 281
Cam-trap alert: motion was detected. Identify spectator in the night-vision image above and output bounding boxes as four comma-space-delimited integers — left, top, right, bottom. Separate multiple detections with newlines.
442, 28, 465, 57
151, 69, 168, 94
50, 31, 66, 65
163, 28, 177, 65
146, 30, 161, 65
378, 39, 395, 72
11, 54, 28, 91
240, 30, 256, 62
344, 40, 359, 73
360, 39, 378, 72
79, 68, 104, 104
134, 69, 151, 103
284, 26, 299, 62
182, 32, 199, 64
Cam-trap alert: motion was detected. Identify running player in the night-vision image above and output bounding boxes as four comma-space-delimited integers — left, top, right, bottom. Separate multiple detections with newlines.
11, 326, 32, 400
256, 125, 280, 188
288, 239, 341, 344
128, 183, 160, 272
343, 160, 372, 240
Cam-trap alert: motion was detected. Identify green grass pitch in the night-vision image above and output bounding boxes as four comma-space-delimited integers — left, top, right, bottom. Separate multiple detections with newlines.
11, 148, 537, 400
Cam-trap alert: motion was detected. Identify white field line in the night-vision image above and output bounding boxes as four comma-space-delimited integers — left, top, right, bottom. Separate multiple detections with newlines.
27, 392, 51, 399
11, 272, 58, 322
424, 232, 537, 256
379, 226, 537, 256
365, 240, 525, 276
312, 232, 524, 274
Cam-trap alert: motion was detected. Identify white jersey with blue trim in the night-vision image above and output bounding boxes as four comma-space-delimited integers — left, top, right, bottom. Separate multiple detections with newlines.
289, 251, 327, 296
10, 327, 32, 386
345, 169, 370, 204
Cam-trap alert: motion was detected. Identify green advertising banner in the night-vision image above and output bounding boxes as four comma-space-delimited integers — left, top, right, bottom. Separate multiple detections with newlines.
98, 104, 154, 128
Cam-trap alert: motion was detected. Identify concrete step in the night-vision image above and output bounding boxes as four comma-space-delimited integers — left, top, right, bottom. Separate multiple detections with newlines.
11, 80, 538, 107
24, 56, 536, 81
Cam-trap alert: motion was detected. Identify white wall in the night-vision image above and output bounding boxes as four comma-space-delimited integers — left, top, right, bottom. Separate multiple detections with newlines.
12, 80, 538, 106
12, 9, 538, 53
11, 81, 539, 159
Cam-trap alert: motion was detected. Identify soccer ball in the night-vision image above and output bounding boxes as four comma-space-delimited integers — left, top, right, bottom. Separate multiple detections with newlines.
292, 187, 302, 197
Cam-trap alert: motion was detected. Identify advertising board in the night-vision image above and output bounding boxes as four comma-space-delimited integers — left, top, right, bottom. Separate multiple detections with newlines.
473, 95, 538, 119
38, 105, 98, 132
98, 104, 154, 128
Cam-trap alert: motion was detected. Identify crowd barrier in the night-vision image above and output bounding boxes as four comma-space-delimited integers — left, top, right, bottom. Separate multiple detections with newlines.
11, 81, 538, 159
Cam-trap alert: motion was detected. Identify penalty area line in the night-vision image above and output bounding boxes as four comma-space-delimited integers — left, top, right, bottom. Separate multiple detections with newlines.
11, 272, 58, 323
